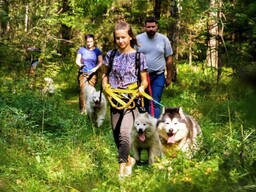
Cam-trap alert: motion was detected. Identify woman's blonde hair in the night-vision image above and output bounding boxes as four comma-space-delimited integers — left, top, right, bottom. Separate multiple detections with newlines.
113, 21, 138, 48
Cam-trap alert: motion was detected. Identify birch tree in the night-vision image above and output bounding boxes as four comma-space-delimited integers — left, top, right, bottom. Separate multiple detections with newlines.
206, 0, 222, 68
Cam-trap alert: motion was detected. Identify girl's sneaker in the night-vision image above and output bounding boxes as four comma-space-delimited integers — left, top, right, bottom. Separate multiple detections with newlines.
125, 157, 136, 176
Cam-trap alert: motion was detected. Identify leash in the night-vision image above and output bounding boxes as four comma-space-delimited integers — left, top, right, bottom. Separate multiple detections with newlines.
79, 68, 104, 108
78, 68, 92, 87
104, 82, 165, 110
104, 83, 138, 110
146, 74, 154, 117
82, 70, 93, 84
140, 90, 165, 111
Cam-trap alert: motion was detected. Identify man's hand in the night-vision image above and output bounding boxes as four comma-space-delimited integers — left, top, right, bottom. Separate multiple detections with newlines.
165, 55, 173, 87
91, 67, 97, 73
165, 77, 171, 87
138, 85, 145, 96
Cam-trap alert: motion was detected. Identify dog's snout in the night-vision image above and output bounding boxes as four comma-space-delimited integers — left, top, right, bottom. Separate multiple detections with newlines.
168, 128, 173, 133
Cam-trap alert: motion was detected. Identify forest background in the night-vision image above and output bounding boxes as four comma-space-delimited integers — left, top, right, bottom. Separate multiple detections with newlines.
0, 0, 256, 191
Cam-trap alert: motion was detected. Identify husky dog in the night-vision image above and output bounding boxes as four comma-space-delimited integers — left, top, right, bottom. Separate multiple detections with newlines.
86, 87, 107, 127
157, 107, 202, 158
131, 112, 162, 165
84, 84, 96, 102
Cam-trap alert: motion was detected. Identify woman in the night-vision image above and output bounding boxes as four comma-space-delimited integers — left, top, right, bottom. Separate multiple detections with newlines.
102, 21, 148, 178
76, 34, 103, 114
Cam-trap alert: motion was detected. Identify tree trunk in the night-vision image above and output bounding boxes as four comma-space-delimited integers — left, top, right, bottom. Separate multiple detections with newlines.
59, 0, 72, 57
154, 0, 162, 20
25, 5, 29, 32
170, 0, 181, 61
189, 31, 192, 65
206, 0, 219, 68
0, 0, 10, 37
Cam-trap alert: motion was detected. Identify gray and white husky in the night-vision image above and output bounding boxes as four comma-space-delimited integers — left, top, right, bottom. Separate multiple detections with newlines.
157, 107, 202, 158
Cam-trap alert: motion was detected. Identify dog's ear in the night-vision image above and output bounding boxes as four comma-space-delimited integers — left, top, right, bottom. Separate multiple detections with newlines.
144, 112, 150, 118
156, 119, 164, 130
158, 107, 165, 119
162, 107, 165, 115
178, 107, 186, 118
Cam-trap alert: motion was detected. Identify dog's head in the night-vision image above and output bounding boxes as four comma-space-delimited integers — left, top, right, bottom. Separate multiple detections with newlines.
157, 107, 189, 143
90, 91, 104, 108
133, 112, 157, 142
44, 77, 53, 85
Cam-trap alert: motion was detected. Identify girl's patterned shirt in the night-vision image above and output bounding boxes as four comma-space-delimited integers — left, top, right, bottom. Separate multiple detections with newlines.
104, 50, 148, 89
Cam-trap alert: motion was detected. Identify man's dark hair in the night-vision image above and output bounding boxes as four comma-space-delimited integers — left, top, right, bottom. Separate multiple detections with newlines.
145, 16, 158, 24
85, 34, 94, 40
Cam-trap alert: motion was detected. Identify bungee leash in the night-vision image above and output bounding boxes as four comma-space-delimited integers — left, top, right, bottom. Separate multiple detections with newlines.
104, 83, 138, 110
104, 82, 165, 110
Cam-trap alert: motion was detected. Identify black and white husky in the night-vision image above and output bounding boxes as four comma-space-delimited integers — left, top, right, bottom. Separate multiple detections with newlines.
157, 107, 202, 158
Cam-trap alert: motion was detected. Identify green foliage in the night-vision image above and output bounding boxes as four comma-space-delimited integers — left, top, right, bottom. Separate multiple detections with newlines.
1, 64, 256, 191
220, 1, 256, 71
1, 0, 256, 76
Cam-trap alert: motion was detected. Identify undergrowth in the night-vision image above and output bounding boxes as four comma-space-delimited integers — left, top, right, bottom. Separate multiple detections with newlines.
0, 64, 255, 192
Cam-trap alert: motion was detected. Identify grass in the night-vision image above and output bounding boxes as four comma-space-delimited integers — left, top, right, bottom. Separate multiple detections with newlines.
0, 63, 255, 192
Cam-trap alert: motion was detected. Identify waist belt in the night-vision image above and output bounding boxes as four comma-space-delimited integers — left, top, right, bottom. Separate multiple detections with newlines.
149, 71, 164, 75
104, 82, 153, 110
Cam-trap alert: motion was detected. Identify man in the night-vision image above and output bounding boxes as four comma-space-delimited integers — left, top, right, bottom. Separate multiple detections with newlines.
136, 16, 174, 118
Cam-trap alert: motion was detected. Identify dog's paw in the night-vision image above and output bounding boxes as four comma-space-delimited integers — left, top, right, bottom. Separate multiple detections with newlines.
80, 109, 87, 115
96, 119, 104, 127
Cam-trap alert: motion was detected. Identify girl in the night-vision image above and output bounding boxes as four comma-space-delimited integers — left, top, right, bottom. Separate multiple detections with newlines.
102, 21, 148, 178
76, 34, 103, 114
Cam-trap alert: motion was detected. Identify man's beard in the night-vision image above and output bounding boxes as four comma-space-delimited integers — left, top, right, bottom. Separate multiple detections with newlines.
146, 31, 156, 38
